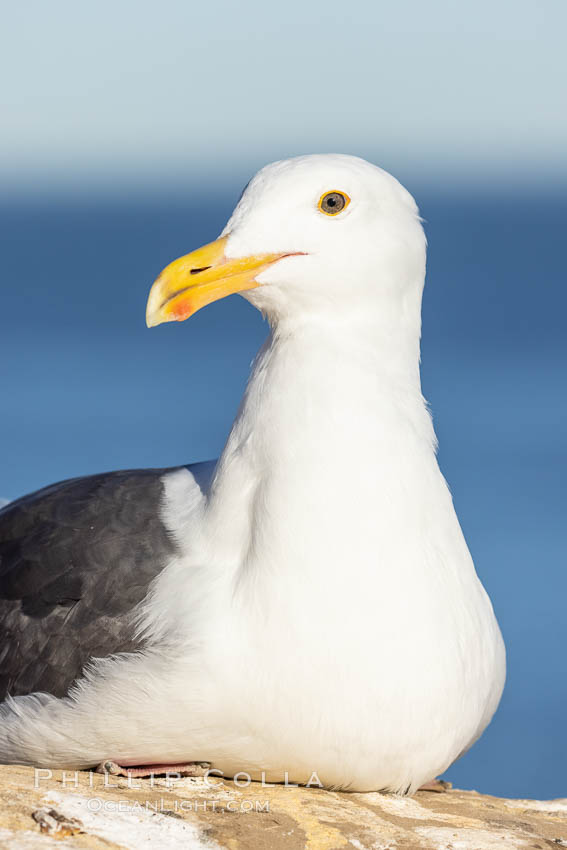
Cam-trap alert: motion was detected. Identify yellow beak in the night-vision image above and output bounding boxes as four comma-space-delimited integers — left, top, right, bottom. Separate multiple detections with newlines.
146, 235, 288, 327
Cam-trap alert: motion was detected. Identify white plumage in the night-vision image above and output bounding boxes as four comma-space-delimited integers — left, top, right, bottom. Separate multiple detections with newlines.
0, 154, 505, 793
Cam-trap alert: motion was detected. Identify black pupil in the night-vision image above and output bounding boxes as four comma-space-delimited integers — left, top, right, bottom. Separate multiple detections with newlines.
323, 193, 344, 213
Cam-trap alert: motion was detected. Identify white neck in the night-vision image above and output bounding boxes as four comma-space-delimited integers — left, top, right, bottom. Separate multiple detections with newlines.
203, 310, 438, 579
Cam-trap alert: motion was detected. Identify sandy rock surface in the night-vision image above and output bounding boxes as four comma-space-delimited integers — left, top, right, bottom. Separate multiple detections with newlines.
0, 763, 565, 849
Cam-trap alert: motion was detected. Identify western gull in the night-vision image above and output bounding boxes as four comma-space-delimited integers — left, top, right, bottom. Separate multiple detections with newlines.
0, 154, 505, 793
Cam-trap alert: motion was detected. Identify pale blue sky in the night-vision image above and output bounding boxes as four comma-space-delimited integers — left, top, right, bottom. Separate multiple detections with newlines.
1, 0, 566, 190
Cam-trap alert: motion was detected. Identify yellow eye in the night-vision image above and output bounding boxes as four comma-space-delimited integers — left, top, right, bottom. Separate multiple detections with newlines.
318, 191, 350, 216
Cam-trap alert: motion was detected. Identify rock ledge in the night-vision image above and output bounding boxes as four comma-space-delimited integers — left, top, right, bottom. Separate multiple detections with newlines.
0, 763, 565, 849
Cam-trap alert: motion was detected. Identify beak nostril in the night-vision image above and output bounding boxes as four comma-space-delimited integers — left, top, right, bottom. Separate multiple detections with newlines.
190, 266, 212, 275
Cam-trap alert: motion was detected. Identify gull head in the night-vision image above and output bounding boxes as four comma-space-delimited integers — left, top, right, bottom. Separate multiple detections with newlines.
146, 154, 426, 328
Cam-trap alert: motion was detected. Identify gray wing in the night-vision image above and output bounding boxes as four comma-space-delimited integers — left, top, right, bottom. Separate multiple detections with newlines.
0, 463, 213, 700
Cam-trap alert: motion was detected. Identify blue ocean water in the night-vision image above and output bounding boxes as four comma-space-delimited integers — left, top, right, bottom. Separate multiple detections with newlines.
0, 188, 565, 799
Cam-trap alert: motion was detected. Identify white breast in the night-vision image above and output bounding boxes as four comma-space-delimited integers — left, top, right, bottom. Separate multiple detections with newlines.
154, 324, 506, 792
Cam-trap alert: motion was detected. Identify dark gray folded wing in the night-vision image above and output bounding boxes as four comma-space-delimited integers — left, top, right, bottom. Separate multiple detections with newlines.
0, 466, 192, 700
